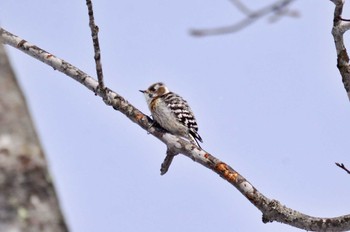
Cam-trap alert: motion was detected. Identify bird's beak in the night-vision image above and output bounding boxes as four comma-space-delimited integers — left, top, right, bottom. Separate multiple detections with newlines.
139, 90, 146, 93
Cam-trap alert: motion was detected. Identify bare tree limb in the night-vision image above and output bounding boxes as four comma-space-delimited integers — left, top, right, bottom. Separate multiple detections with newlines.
190, 0, 297, 37
86, 0, 105, 91
336, 162, 350, 174
2, 27, 350, 231
331, 0, 350, 100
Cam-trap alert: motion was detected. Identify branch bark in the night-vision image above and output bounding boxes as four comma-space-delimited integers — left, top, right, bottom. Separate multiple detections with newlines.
1, 27, 350, 231
331, 0, 350, 100
86, 0, 105, 90
0, 43, 68, 231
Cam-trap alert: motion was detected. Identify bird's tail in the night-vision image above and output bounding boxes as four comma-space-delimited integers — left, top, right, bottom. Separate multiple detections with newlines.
189, 132, 202, 148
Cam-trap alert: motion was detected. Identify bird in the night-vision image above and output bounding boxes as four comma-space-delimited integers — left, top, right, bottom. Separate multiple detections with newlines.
140, 82, 203, 148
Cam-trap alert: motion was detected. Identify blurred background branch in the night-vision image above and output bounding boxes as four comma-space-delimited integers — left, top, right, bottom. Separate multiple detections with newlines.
190, 0, 299, 37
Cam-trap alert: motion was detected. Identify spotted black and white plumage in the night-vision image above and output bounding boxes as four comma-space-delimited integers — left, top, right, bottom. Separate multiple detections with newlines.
140, 82, 203, 147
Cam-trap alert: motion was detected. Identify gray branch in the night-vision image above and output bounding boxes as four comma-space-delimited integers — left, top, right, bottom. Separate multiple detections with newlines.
86, 0, 105, 91
190, 0, 297, 37
1, 27, 350, 231
331, 0, 350, 100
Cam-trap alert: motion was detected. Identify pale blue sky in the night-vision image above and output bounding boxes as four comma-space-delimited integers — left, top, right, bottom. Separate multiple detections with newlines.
1, 1, 350, 231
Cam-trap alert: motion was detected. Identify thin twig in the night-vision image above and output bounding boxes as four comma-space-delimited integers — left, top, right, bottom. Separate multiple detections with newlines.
190, 0, 297, 37
86, 0, 105, 91
190, 17, 256, 37
2, 27, 350, 231
339, 16, 350, 22
336, 162, 350, 175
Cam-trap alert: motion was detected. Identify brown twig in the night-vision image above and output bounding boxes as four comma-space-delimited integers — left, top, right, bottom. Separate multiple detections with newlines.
190, 0, 297, 37
336, 162, 350, 175
86, 0, 105, 91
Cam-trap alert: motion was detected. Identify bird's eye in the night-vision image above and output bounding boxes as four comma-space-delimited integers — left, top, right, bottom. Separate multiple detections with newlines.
148, 93, 153, 98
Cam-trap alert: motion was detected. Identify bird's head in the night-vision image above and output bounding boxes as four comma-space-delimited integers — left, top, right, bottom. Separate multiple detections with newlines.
140, 82, 169, 103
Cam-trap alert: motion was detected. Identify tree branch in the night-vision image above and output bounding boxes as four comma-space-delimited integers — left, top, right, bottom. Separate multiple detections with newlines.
1, 27, 350, 231
336, 162, 350, 174
190, 0, 297, 37
86, 0, 105, 91
331, 0, 350, 100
